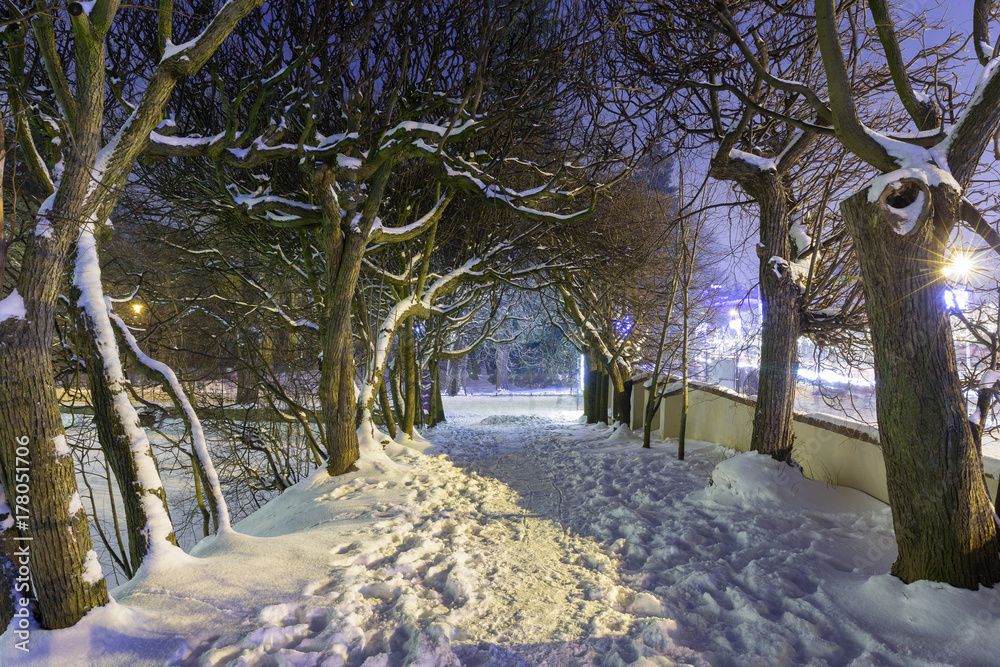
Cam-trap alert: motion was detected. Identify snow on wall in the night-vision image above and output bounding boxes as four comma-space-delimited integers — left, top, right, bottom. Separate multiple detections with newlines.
631, 381, 891, 501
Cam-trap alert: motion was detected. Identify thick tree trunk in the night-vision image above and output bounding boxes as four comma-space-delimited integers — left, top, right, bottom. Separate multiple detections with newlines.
0, 238, 110, 628
597, 369, 610, 425
320, 215, 365, 475
235, 365, 257, 404
427, 354, 446, 426
748, 184, 801, 462
712, 155, 802, 463
842, 184, 1000, 588
389, 360, 405, 429
614, 382, 632, 428
0, 478, 18, 629
0, 18, 116, 621
0, 0, 260, 629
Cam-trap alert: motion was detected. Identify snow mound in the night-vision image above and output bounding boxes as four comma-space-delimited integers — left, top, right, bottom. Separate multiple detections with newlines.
608, 422, 634, 441
699, 451, 884, 514
478, 414, 550, 425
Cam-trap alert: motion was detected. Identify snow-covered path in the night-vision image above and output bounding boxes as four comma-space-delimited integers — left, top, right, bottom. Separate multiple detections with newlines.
6, 395, 1000, 666
430, 400, 1000, 667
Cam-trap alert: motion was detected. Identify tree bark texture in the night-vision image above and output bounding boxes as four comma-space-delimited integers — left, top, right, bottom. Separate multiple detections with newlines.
614, 382, 632, 428
427, 355, 446, 426
378, 381, 398, 439
320, 217, 364, 476
747, 175, 801, 462
400, 320, 418, 437
597, 370, 610, 425
842, 184, 1000, 588
0, 240, 110, 628
711, 156, 802, 462
0, 148, 110, 628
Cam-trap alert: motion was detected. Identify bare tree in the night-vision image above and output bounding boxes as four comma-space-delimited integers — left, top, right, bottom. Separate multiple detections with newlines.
0, 0, 263, 629
146, 0, 633, 475
619, 1, 875, 463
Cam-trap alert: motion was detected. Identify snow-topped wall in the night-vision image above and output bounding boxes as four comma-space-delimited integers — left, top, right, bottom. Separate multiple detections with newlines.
628, 380, 1000, 505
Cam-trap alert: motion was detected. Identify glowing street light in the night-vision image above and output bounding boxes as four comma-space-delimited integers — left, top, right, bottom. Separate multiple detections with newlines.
132, 302, 143, 315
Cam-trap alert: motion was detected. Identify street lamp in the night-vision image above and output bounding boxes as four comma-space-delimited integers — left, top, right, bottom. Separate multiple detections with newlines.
132, 302, 143, 315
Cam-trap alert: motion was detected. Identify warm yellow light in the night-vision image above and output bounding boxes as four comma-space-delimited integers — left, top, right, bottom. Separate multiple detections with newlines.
944, 252, 975, 281
132, 303, 143, 314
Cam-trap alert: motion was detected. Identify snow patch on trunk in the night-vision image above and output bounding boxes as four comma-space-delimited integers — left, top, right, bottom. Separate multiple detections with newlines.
81, 549, 104, 585
0, 288, 27, 321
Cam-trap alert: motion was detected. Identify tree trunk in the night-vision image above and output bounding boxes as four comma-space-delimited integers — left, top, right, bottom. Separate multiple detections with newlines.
644, 277, 677, 449
71, 226, 178, 566
584, 355, 597, 423
614, 382, 632, 428
468, 349, 481, 380
319, 210, 365, 475
427, 351, 446, 426
642, 381, 658, 449
748, 185, 801, 462
400, 320, 418, 437
446, 343, 463, 396
711, 156, 802, 463
389, 359, 405, 429
378, 381, 398, 439
597, 369, 610, 425
0, 146, 111, 628
0, 478, 19, 630
679, 281, 689, 460
842, 183, 1000, 588
0, 238, 110, 628
235, 362, 257, 404
0, 0, 262, 628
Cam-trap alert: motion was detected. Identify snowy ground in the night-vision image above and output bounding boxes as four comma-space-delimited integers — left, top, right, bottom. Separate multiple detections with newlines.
5, 394, 1000, 666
